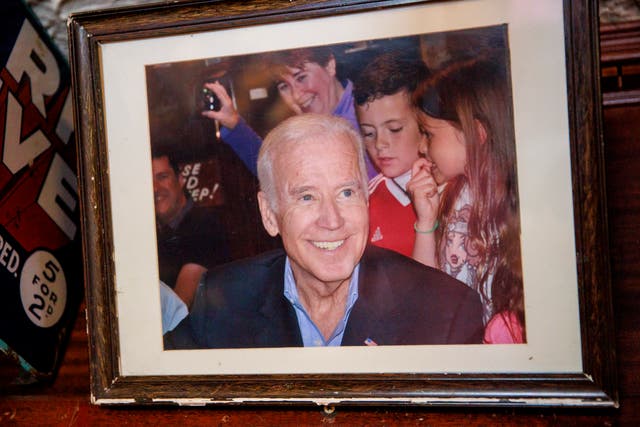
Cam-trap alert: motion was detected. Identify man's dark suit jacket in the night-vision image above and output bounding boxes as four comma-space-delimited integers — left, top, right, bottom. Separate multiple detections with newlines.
164, 245, 484, 349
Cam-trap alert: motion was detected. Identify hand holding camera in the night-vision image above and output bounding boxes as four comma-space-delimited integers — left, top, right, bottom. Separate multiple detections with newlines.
202, 86, 221, 112
201, 80, 240, 130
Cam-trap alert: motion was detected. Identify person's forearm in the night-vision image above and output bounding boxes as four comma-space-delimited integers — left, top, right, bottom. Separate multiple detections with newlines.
220, 117, 262, 176
412, 230, 437, 268
174, 263, 207, 309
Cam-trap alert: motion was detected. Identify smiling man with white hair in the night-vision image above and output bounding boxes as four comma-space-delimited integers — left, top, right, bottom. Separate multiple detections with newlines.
164, 114, 483, 349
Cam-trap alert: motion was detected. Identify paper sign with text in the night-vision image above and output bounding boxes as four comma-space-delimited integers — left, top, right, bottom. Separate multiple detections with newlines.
0, 0, 83, 380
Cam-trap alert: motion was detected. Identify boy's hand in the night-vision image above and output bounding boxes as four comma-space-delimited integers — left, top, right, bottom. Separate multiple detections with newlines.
407, 158, 440, 230
201, 81, 240, 129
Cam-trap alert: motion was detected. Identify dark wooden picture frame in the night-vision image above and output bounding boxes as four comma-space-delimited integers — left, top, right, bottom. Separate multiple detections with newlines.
68, 0, 616, 407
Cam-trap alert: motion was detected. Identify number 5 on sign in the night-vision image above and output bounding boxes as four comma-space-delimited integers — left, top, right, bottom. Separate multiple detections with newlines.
20, 250, 67, 328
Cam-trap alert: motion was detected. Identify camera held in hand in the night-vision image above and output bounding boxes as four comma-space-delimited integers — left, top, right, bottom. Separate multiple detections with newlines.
199, 75, 232, 113
202, 86, 222, 112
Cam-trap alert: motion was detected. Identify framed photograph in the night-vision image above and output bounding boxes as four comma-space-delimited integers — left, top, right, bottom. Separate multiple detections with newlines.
68, 0, 616, 406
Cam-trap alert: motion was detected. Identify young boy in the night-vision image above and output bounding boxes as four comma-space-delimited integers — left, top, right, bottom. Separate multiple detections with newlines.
354, 52, 438, 262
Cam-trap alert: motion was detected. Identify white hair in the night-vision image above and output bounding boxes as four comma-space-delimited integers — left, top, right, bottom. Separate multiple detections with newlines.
257, 114, 368, 211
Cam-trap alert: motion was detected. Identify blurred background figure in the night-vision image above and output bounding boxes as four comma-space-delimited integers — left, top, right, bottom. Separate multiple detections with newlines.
152, 146, 230, 308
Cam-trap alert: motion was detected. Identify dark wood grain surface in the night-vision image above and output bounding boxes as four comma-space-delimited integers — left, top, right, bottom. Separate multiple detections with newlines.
0, 306, 626, 424
0, 304, 629, 425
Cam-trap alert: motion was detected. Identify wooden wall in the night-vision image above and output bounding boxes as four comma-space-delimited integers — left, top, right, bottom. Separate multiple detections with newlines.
0, 20, 639, 427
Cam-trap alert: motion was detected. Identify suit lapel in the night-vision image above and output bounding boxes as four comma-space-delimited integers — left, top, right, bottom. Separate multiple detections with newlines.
342, 247, 400, 346
255, 254, 303, 347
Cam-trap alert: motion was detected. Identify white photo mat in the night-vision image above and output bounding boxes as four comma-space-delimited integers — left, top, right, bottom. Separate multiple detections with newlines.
100, 0, 581, 376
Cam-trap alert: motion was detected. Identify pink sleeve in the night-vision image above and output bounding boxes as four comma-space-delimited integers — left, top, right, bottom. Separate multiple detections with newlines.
483, 311, 524, 344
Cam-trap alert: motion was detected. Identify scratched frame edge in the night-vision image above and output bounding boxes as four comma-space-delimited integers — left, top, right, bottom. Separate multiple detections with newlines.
66, 0, 617, 407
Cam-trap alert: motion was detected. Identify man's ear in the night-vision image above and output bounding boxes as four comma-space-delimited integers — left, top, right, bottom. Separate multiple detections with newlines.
178, 173, 186, 188
475, 119, 488, 145
257, 191, 280, 237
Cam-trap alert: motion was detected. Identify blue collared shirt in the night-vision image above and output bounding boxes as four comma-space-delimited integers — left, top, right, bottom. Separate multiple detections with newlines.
283, 258, 359, 347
